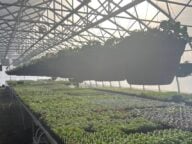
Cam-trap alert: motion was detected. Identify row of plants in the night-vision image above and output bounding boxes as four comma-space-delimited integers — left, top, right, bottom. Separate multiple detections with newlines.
97, 87, 192, 103
60, 129, 192, 144
7, 21, 188, 85
96, 87, 192, 130
10, 80, 192, 143
130, 105, 192, 130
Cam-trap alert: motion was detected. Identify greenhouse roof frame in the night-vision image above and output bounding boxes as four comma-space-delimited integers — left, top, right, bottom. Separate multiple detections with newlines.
0, 0, 192, 67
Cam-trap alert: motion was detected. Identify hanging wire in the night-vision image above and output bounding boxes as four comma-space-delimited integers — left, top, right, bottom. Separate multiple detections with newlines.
169, 4, 176, 18
145, 2, 149, 20
166, 1, 171, 17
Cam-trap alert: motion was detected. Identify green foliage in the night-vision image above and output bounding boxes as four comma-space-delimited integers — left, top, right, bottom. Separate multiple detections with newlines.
121, 118, 162, 134
99, 87, 192, 102
11, 81, 192, 144
7, 80, 28, 87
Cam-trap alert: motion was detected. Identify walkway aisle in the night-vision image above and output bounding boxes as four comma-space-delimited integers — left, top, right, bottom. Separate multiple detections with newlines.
0, 87, 32, 144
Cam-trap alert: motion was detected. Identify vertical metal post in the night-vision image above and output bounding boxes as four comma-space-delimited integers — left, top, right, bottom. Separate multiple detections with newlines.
142, 85, 145, 91
84, 81, 87, 87
176, 77, 181, 94
102, 81, 104, 87
118, 81, 121, 88
158, 85, 161, 92
109, 81, 112, 87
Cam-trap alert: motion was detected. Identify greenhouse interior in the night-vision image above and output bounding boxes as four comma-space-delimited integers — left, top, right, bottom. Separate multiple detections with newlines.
0, 0, 192, 144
